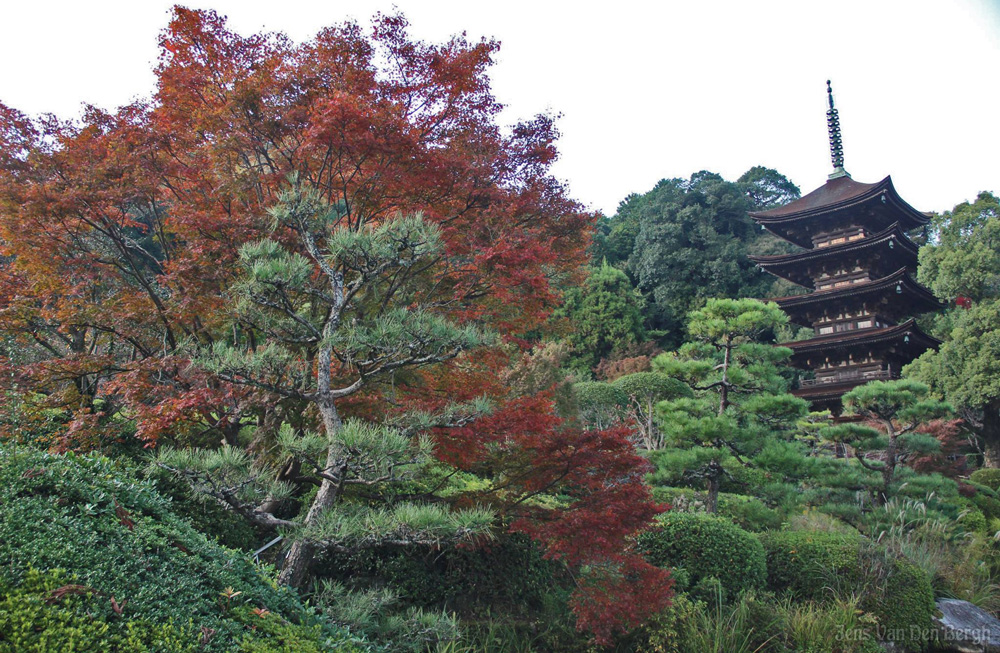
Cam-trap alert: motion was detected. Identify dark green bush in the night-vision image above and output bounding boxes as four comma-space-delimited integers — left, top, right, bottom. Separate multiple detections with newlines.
0, 446, 362, 652
649, 487, 783, 532
317, 533, 562, 618
146, 467, 259, 551
638, 512, 766, 602
875, 558, 935, 650
971, 490, 1000, 522
971, 468, 1000, 491
759, 531, 864, 600
760, 531, 935, 651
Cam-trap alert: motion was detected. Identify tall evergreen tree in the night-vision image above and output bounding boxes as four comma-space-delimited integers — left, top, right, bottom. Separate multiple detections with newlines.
652, 298, 808, 512
596, 170, 799, 346
557, 261, 646, 375
906, 192, 1000, 465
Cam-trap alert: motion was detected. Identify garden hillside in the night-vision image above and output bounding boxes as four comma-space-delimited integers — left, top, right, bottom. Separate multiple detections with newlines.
1, 6, 1000, 653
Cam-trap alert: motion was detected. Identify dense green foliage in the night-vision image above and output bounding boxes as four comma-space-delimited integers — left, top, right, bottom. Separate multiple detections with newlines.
592, 169, 799, 347
971, 468, 1000, 491
0, 446, 362, 652
759, 531, 865, 599
557, 262, 647, 374
639, 512, 766, 601
650, 487, 783, 532
760, 531, 935, 649
653, 298, 808, 511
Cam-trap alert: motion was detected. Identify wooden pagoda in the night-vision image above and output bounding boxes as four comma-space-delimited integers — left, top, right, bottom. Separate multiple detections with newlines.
749, 82, 943, 411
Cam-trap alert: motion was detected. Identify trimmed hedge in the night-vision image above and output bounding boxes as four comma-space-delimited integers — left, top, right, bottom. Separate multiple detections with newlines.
879, 559, 935, 649
760, 531, 935, 651
0, 446, 363, 652
758, 531, 864, 599
638, 512, 766, 601
971, 468, 1000, 491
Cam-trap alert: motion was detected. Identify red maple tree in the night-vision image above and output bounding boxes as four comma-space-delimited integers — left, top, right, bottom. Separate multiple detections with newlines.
0, 7, 669, 642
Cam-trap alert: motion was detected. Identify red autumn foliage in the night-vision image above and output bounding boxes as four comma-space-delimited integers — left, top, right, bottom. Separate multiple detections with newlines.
0, 7, 590, 446
910, 418, 970, 479
437, 394, 672, 645
0, 7, 668, 644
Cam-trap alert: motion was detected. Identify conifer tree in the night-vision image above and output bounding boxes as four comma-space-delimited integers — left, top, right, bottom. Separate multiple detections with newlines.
652, 298, 807, 512
160, 183, 494, 587
823, 379, 951, 505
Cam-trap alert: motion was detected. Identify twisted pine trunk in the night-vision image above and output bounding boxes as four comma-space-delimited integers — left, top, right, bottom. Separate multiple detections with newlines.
277, 397, 343, 588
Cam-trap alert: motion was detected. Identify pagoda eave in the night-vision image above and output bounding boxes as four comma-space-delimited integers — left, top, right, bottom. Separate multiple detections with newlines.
780, 319, 940, 357
770, 268, 945, 326
750, 223, 919, 289
749, 222, 918, 266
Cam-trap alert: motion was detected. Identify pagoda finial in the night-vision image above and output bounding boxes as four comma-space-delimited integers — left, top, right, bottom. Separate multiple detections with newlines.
826, 80, 849, 179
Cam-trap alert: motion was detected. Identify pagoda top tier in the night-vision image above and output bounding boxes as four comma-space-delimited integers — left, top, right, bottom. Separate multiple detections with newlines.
749, 175, 930, 250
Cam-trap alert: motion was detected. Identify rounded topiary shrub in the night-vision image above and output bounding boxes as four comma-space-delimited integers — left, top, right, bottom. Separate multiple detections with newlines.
761, 531, 935, 650
638, 512, 765, 601
759, 531, 863, 600
869, 558, 935, 650
971, 468, 1000, 491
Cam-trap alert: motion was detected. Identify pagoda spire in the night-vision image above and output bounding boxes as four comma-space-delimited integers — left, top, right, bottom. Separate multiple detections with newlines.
826, 80, 849, 179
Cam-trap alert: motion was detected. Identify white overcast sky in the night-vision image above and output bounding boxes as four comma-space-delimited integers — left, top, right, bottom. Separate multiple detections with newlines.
1, 0, 998, 216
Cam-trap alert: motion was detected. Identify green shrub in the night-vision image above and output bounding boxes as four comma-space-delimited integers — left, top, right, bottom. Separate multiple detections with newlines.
874, 558, 935, 650
972, 490, 1000, 522
760, 531, 935, 650
638, 512, 766, 602
635, 593, 702, 653
759, 531, 864, 600
0, 446, 362, 652
958, 508, 988, 533
0, 568, 197, 653
971, 468, 1000, 491
649, 487, 783, 532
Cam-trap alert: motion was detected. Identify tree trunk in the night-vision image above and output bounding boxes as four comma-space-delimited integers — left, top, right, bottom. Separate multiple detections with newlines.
277, 398, 343, 588
877, 424, 898, 507
981, 404, 1000, 468
705, 474, 720, 514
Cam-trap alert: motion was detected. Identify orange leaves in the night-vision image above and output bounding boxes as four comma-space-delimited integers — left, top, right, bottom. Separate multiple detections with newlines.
0, 7, 591, 456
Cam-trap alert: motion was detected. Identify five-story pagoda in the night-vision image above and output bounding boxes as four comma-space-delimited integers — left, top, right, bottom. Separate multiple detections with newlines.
749, 82, 943, 411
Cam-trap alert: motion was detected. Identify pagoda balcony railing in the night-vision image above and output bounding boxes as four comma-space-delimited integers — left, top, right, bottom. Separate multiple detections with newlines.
799, 369, 896, 388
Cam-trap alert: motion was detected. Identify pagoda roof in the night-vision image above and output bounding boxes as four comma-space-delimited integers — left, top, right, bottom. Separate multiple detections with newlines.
780, 318, 940, 355
750, 222, 919, 288
771, 267, 945, 323
750, 176, 930, 249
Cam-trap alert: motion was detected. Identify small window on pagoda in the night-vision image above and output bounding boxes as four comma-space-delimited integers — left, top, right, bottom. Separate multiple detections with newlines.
818, 326, 834, 335
857, 320, 873, 329
831, 237, 846, 245
849, 233, 864, 241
